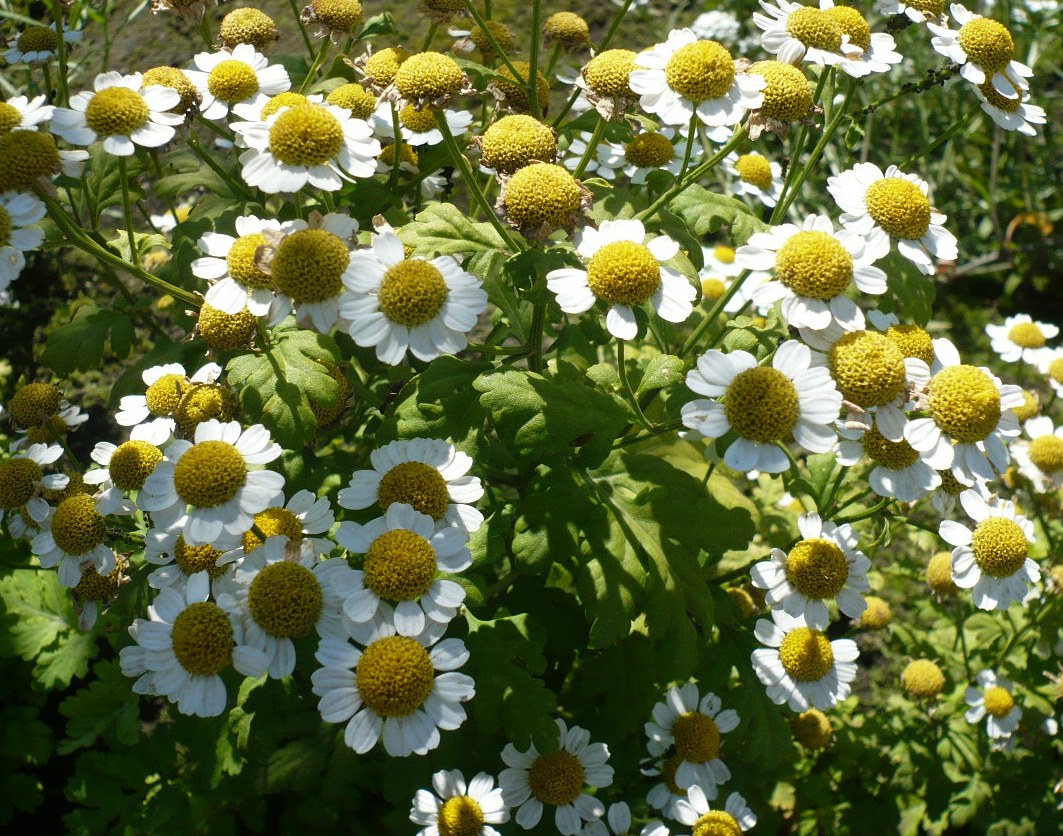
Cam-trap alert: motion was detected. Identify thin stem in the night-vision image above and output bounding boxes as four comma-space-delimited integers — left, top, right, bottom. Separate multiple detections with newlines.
49, 0, 70, 107
679, 268, 751, 356
528, 269, 548, 373
551, 88, 583, 129
300, 37, 333, 94
186, 133, 257, 201
527, 0, 544, 120
465, 341, 528, 356
617, 339, 653, 430
599, 0, 635, 51
117, 157, 140, 271
675, 112, 699, 184
420, 21, 438, 53
833, 498, 891, 525
461, 1, 528, 102
543, 43, 563, 79
572, 117, 606, 179
290, 0, 316, 56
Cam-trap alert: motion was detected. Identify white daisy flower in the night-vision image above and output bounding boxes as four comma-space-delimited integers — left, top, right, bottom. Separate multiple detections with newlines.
410, 769, 510, 836
139, 419, 284, 548
184, 43, 291, 121
339, 224, 488, 364
827, 162, 958, 276
965, 669, 1022, 747
644, 683, 739, 793
753, 0, 862, 67
83, 438, 165, 510
928, 5, 1034, 98
751, 609, 860, 711
231, 102, 380, 193
0, 190, 46, 292
499, 717, 614, 835
563, 132, 626, 181
229, 91, 324, 123
622, 127, 709, 185
972, 83, 1046, 136
0, 94, 55, 131
930, 468, 976, 518
751, 512, 871, 627
144, 526, 241, 593
816, 0, 904, 78
337, 502, 471, 635
32, 492, 132, 588
337, 437, 484, 533
985, 314, 1058, 364
736, 214, 888, 331
698, 244, 755, 315
1012, 416, 1063, 493
903, 338, 1024, 486
72, 556, 127, 631
724, 151, 784, 208
939, 490, 1039, 611
546, 218, 695, 340
9, 404, 90, 454
193, 215, 289, 316
581, 802, 635, 836
877, 0, 946, 25
149, 199, 195, 234
835, 423, 942, 502
371, 101, 472, 147
238, 488, 336, 559
0, 442, 66, 527
681, 340, 843, 474
119, 571, 269, 717
216, 536, 357, 678
674, 788, 757, 835
629, 28, 765, 128
50, 72, 184, 156
1036, 347, 1063, 397
638, 821, 672, 836
311, 621, 474, 757
2, 22, 83, 64
114, 362, 222, 446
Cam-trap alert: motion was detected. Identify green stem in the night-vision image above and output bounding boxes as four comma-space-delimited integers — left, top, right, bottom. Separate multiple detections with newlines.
117, 157, 139, 271
543, 42, 563, 79
527, 0, 544, 120
833, 498, 892, 525
615, 418, 685, 447
714, 556, 762, 586
572, 117, 606, 179
675, 112, 700, 184
290, 0, 316, 56
186, 133, 257, 202
388, 104, 403, 196
420, 21, 438, 53
599, 0, 635, 50
551, 88, 583, 129
300, 37, 333, 94
465, 341, 528, 356
617, 339, 653, 430
679, 268, 751, 356
461, 1, 529, 102
901, 106, 978, 169
49, 0, 70, 107
528, 270, 548, 373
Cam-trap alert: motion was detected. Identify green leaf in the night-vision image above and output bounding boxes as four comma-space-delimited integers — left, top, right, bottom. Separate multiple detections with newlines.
877, 251, 936, 326
635, 354, 685, 396
226, 321, 341, 449
511, 467, 592, 573
399, 202, 510, 258
108, 230, 170, 265
58, 659, 140, 754
668, 184, 770, 246
41, 303, 136, 374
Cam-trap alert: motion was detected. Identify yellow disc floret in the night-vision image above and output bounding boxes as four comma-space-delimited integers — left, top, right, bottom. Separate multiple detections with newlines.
749, 60, 812, 122
437, 795, 485, 836
692, 811, 742, 836
493, 61, 551, 114
864, 178, 931, 240
863, 424, 920, 470
0, 130, 60, 192
928, 365, 1000, 443
665, 41, 735, 103
175, 383, 237, 437
173, 440, 247, 507
725, 367, 800, 442
528, 750, 585, 805
469, 21, 514, 58
248, 561, 323, 637
1007, 321, 1046, 349
9, 382, 62, 428
957, 17, 1014, 72
175, 535, 227, 578
197, 303, 258, 352
364, 529, 438, 601
983, 684, 1015, 717
586, 241, 661, 307
625, 132, 675, 169
226, 232, 273, 289
1029, 435, 1063, 474
108, 440, 163, 490
271, 228, 349, 303
74, 558, 126, 602
791, 708, 833, 748
377, 461, 450, 519
268, 104, 345, 166
480, 115, 557, 174
0, 103, 19, 134
582, 49, 637, 98
828, 331, 906, 408
702, 278, 726, 300
504, 163, 583, 232
309, 361, 350, 427
311, 0, 364, 34
859, 595, 891, 629
0, 457, 42, 509
673, 712, 722, 763
260, 92, 310, 119
884, 323, 934, 365
400, 103, 437, 134
144, 373, 186, 417
356, 635, 435, 716
51, 494, 107, 556
378, 259, 449, 327
901, 659, 946, 699
83, 87, 148, 138
824, 5, 871, 51
971, 517, 1028, 578
16, 27, 59, 55
364, 47, 410, 87
779, 626, 834, 681
735, 153, 774, 190
786, 7, 843, 51
143, 66, 202, 113
927, 550, 959, 594
394, 52, 464, 103
785, 538, 849, 600
207, 59, 261, 105
243, 506, 304, 552
1011, 389, 1040, 422
171, 601, 234, 676
775, 230, 853, 299
326, 83, 377, 119
906, 0, 946, 13
544, 12, 590, 46
978, 81, 1022, 113
219, 8, 280, 50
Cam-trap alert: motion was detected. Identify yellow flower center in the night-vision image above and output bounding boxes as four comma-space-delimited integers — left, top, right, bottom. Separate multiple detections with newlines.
860, 595, 891, 629
1050, 358, 1063, 387
693, 812, 743, 836
583, 49, 637, 98
423, 0, 464, 11
728, 587, 756, 617
363, 529, 438, 602
937, 469, 965, 496
480, 114, 557, 174
1029, 435, 1063, 474
225, 232, 273, 289
399, 103, 436, 134
379, 142, 418, 167
735, 153, 774, 190
174, 535, 227, 578
208, 59, 261, 105
470, 20, 514, 58
786, 7, 843, 51
775, 230, 853, 299
51, 494, 107, 556
0, 204, 13, 248
171, 601, 234, 676
356, 635, 435, 716
0, 457, 42, 509
701, 277, 726, 300
143, 66, 202, 113
108, 440, 163, 490
9, 382, 62, 428
528, 749, 585, 806
173, 440, 247, 508
197, 304, 257, 352
664, 40, 736, 103
828, 331, 906, 408
312, 0, 364, 33
825, 6, 871, 51
26, 416, 70, 445
544, 12, 590, 46
864, 178, 931, 240
660, 753, 684, 793
979, 80, 1023, 112
983, 684, 1015, 717
309, 361, 350, 426
0, 130, 60, 192
363, 47, 410, 87
927, 551, 958, 594
377, 259, 449, 327
16, 27, 58, 54
907, 0, 945, 13
625, 132, 675, 168
673, 711, 722, 763
376, 461, 451, 519
271, 228, 349, 303
1007, 321, 1045, 349
504, 163, 583, 231
928, 365, 1001, 443
724, 366, 800, 442
437, 795, 485, 836
74, 557, 125, 602
791, 708, 833, 748
243, 507, 304, 552
326, 83, 377, 119
248, 561, 322, 638
268, 104, 345, 167
785, 537, 849, 600
175, 383, 236, 437
715, 245, 736, 264
219, 8, 279, 50
901, 659, 946, 699
586, 240, 662, 307
144, 373, 186, 417
260, 92, 309, 120
749, 60, 812, 122
971, 517, 1028, 578
862, 424, 920, 470
85, 87, 150, 137
779, 626, 834, 681
494, 62, 551, 114
884, 323, 934, 365
0, 103, 22, 134
394, 52, 464, 102
957, 18, 1015, 72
